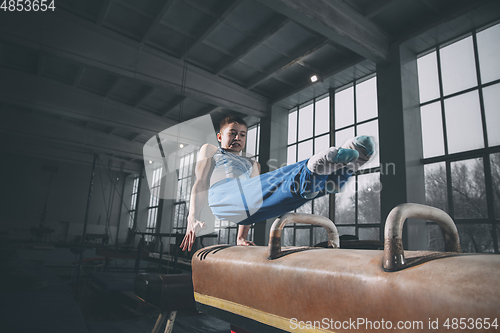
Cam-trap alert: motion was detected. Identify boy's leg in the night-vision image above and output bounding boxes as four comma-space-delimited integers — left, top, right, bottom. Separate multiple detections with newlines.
324, 135, 376, 194
306, 147, 359, 175
209, 136, 375, 225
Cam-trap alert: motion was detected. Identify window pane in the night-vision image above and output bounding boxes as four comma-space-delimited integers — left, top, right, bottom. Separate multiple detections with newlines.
428, 224, 445, 251
283, 227, 294, 247
356, 77, 378, 122
246, 126, 257, 156
295, 228, 310, 247
337, 226, 356, 237
417, 51, 440, 102
255, 125, 260, 156
458, 224, 494, 253
356, 120, 379, 169
482, 83, 500, 146
219, 228, 228, 244
451, 158, 487, 219
297, 139, 313, 162
440, 36, 477, 95
421, 102, 445, 158
334, 183, 355, 225
287, 145, 296, 165
335, 87, 354, 129
357, 173, 381, 224
313, 195, 329, 218
444, 90, 484, 154
315, 96, 330, 135
424, 162, 448, 213
296, 200, 312, 215
359, 228, 379, 241
298, 104, 313, 141
490, 153, 500, 218
288, 110, 297, 144
313, 226, 328, 246
477, 23, 500, 84
314, 134, 330, 154
229, 228, 237, 245
335, 127, 355, 146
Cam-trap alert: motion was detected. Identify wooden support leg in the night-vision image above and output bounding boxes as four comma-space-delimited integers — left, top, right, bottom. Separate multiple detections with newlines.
163, 311, 177, 333
151, 311, 177, 333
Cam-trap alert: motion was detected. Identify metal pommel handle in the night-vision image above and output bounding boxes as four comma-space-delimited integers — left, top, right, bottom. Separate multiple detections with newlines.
267, 213, 339, 260
383, 203, 461, 271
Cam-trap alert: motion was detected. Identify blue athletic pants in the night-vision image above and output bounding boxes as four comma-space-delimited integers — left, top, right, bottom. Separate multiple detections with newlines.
208, 159, 353, 225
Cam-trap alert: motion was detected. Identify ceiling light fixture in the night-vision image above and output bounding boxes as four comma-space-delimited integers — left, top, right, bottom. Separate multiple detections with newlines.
310, 75, 318, 83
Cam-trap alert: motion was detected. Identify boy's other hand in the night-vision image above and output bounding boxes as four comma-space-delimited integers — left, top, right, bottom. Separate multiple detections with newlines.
180, 215, 205, 252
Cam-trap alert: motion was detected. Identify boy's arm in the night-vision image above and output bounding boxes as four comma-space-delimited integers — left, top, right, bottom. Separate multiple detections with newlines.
237, 160, 261, 246
180, 144, 216, 252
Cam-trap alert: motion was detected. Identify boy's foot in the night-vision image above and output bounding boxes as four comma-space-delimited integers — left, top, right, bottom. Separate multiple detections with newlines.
306, 147, 359, 175
341, 135, 376, 172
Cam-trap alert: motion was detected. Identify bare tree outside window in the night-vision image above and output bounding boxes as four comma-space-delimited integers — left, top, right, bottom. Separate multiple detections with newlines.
418, 22, 500, 253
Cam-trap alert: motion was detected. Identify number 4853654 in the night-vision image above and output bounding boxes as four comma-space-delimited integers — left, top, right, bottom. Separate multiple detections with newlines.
1, 0, 56, 11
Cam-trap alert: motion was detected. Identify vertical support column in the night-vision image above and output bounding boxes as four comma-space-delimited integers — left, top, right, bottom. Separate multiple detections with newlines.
76, 153, 97, 284
253, 105, 289, 245
377, 44, 426, 250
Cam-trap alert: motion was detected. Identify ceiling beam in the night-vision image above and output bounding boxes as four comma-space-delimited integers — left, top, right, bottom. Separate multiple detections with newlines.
216, 17, 290, 75
162, 96, 186, 118
420, 0, 441, 14
134, 86, 156, 107
180, 0, 244, 60
105, 77, 122, 98
247, 38, 329, 90
0, 11, 268, 117
37, 51, 46, 75
364, 0, 399, 19
0, 135, 142, 174
141, 0, 176, 44
0, 67, 174, 137
97, 0, 113, 26
73, 66, 86, 87
271, 55, 365, 104
0, 106, 145, 161
255, 0, 390, 63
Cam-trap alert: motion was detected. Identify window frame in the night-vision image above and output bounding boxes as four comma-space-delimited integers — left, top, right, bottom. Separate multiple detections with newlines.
417, 23, 500, 253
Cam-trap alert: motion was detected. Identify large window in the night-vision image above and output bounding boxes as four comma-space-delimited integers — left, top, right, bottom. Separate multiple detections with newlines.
145, 167, 162, 242
418, 23, 500, 253
286, 94, 332, 247
173, 152, 195, 235
128, 175, 139, 229
246, 124, 260, 161
332, 75, 381, 242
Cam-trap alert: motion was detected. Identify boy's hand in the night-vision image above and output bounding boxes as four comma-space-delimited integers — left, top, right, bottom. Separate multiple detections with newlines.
180, 215, 205, 252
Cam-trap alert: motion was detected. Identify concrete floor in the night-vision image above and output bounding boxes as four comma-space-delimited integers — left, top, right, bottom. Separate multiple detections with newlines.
1, 243, 231, 333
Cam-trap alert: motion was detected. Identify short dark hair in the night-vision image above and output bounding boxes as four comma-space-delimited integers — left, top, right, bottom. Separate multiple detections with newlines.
219, 115, 247, 132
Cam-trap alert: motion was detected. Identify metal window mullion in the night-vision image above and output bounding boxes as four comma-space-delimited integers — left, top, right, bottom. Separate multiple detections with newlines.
330, 88, 336, 223
353, 80, 359, 235
435, 48, 449, 156
295, 107, 299, 163
435, 47, 454, 218
472, 32, 499, 253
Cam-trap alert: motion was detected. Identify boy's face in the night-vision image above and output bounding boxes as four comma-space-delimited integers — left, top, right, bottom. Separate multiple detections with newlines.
217, 122, 247, 153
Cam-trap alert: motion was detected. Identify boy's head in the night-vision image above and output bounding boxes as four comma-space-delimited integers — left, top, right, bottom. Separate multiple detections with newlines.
217, 115, 248, 153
